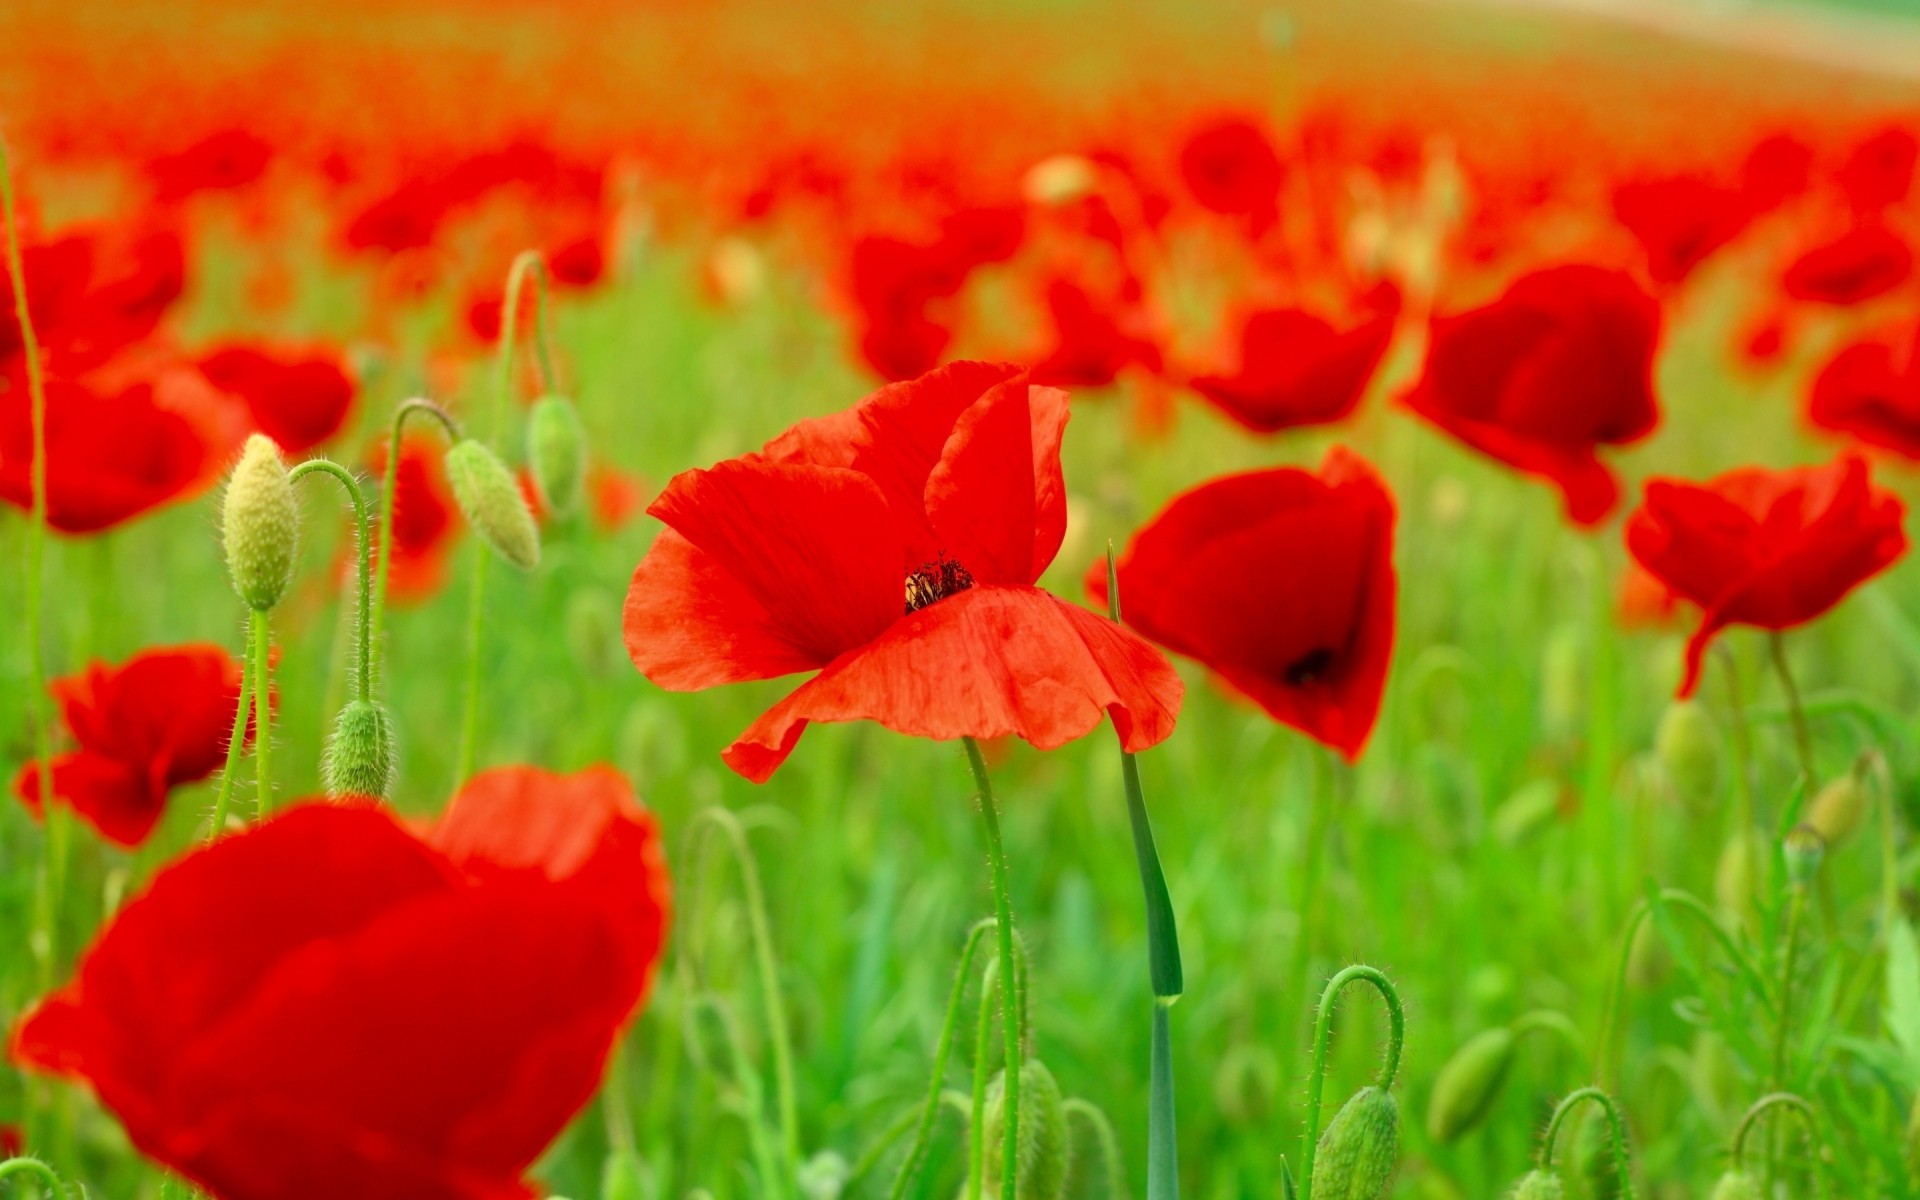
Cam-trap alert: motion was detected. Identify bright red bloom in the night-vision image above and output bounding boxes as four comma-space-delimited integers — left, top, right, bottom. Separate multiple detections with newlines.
10, 766, 669, 1200
1836, 125, 1917, 215
199, 344, 356, 454
1403, 265, 1661, 525
1178, 117, 1283, 228
1781, 224, 1912, 306
147, 130, 274, 202
1611, 176, 1750, 285
624, 360, 1182, 781
1625, 455, 1907, 696
1088, 447, 1396, 760
1808, 327, 1920, 459
1188, 292, 1398, 433
11, 645, 246, 847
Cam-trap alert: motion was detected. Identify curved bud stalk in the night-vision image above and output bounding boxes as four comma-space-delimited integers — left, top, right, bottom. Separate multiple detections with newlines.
0, 1155, 69, 1196
1297, 965, 1405, 1200
368, 396, 463, 657
1538, 1088, 1635, 1200
889, 918, 997, 1200
1729, 1092, 1826, 1200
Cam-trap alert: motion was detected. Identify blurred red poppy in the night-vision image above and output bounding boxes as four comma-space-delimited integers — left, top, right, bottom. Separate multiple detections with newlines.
1612, 175, 1750, 285
1088, 447, 1396, 760
1740, 132, 1814, 211
1808, 327, 1920, 458
1179, 117, 1283, 230
11, 765, 669, 1200
1188, 291, 1399, 433
368, 436, 460, 601
1404, 264, 1661, 525
1624, 454, 1907, 697
1781, 224, 1912, 306
1028, 278, 1161, 388
624, 360, 1182, 781
147, 130, 274, 202
1836, 125, 1917, 215
1, 224, 185, 367
198, 344, 356, 454
10, 644, 247, 847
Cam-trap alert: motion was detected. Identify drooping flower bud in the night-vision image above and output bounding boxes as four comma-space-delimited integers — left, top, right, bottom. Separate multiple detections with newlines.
221, 434, 298, 611
981, 1060, 1071, 1200
1715, 830, 1759, 921
323, 700, 395, 800
1511, 1169, 1564, 1200
1709, 1170, 1760, 1200
526, 395, 586, 520
1310, 1085, 1400, 1200
1654, 700, 1721, 808
600, 1147, 648, 1200
1782, 824, 1826, 888
446, 439, 540, 569
1807, 772, 1868, 849
1426, 1027, 1516, 1143
1570, 1108, 1623, 1200
1626, 917, 1671, 989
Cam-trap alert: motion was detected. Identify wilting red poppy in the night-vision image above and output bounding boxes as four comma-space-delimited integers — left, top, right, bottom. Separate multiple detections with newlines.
1028, 278, 1161, 389
1836, 126, 1917, 215
1808, 327, 1920, 458
11, 645, 246, 847
367, 436, 460, 601
1188, 291, 1399, 433
1403, 264, 1661, 525
1611, 176, 1750, 285
624, 360, 1182, 781
1624, 454, 1908, 696
11, 765, 669, 1200
1179, 117, 1283, 230
1782, 224, 1913, 306
198, 344, 356, 454
1089, 447, 1395, 760
147, 130, 274, 202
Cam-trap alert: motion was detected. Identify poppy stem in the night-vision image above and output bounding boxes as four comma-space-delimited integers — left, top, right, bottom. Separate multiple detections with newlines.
1768, 633, 1816, 784
0, 1155, 68, 1196
962, 735, 1023, 1200
207, 657, 254, 842
890, 918, 995, 1200
1539, 1087, 1634, 1200
1297, 965, 1404, 1200
454, 547, 490, 789
1766, 883, 1809, 1191
967, 954, 1002, 1200
289, 460, 373, 704
1288, 750, 1337, 1038
367, 397, 461, 672
492, 249, 557, 437
251, 607, 273, 819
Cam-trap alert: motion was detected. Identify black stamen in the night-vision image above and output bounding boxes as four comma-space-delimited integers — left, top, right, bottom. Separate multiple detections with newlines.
905, 554, 975, 613
1284, 646, 1336, 686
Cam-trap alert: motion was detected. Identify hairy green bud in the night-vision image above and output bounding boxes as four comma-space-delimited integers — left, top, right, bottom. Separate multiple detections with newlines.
323, 700, 395, 800
1570, 1108, 1622, 1200
1709, 1170, 1759, 1200
982, 1060, 1070, 1200
446, 439, 540, 569
1511, 1170, 1564, 1200
1654, 700, 1720, 808
1426, 1027, 1516, 1143
1311, 1086, 1399, 1200
1807, 773, 1868, 849
222, 434, 298, 611
526, 394, 586, 520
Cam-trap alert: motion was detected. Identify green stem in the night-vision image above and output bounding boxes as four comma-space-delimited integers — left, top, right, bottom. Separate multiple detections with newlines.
0, 1156, 67, 1196
963, 736, 1022, 1200
1540, 1087, 1634, 1200
1148, 1003, 1177, 1200
453, 545, 490, 790
289, 460, 373, 703
492, 249, 557, 436
1769, 633, 1816, 784
1290, 753, 1336, 1005
890, 919, 996, 1200
1718, 646, 1758, 852
1766, 885, 1809, 1192
968, 956, 1002, 1200
368, 397, 461, 662
207, 653, 254, 842
1297, 965, 1405, 1200
1733, 1092, 1826, 1200
251, 607, 272, 819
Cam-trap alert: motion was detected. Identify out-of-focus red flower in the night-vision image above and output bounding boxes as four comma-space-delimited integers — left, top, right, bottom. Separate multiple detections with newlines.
1782, 224, 1913, 305
1187, 290, 1399, 433
589, 462, 644, 531
1739, 309, 1791, 367
1625, 454, 1907, 696
10, 645, 247, 847
1740, 132, 1815, 211
1404, 264, 1661, 525
845, 212, 1026, 381
1808, 327, 1920, 458
344, 180, 461, 254
1617, 558, 1687, 630
0, 1123, 19, 1157
198, 345, 356, 454
546, 234, 605, 288
1836, 125, 1917, 215
624, 360, 1182, 781
1, 224, 185, 366
10, 766, 669, 1200
1612, 176, 1750, 285
368, 436, 460, 601
1088, 447, 1396, 760
147, 130, 274, 202
1028, 278, 1161, 388
1179, 117, 1283, 230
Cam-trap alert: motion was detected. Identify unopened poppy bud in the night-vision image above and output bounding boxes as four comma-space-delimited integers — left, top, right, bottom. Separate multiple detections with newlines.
446, 439, 540, 569
1709, 1170, 1760, 1200
1311, 1085, 1399, 1200
1654, 700, 1721, 807
1626, 918, 1671, 989
526, 395, 586, 519
600, 1148, 648, 1200
1493, 778, 1563, 845
796, 1150, 849, 1200
1783, 824, 1826, 887
1511, 1169, 1564, 1200
222, 434, 298, 611
323, 700, 395, 800
1571, 1110, 1622, 1200
1715, 831, 1759, 920
1540, 625, 1584, 736
982, 1060, 1071, 1200
1807, 773, 1868, 848
1426, 1027, 1516, 1143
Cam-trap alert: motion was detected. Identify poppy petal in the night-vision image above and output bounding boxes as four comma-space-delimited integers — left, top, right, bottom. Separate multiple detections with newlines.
924, 376, 1070, 585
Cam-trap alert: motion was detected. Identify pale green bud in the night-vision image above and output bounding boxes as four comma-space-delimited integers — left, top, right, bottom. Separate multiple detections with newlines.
1807, 773, 1868, 849
323, 700, 395, 800
982, 1060, 1070, 1200
1511, 1170, 1564, 1200
1426, 1028, 1515, 1143
1709, 1170, 1759, 1200
222, 434, 298, 611
446, 439, 540, 569
1654, 700, 1721, 809
526, 395, 586, 520
1311, 1086, 1399, 1200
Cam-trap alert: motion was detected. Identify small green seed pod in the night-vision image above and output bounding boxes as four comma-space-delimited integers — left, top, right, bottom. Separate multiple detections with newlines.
1708, 1170, 1760, 1200
221, 434, 298, 611
526, 394, 587, 520
1782, 824, 1826, 889
981, 1060, 1071, 1200
446, 439, 540, 569
323, 700, 395, 800
1510, 1169, 1564, 1200
1426, 1027, 1516, 1143
1311, 1085, 1400, 1200
1807, 773, 1868, 849
1654, 700, 1721, 808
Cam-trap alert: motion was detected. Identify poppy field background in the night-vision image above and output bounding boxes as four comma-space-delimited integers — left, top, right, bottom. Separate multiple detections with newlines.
4, 0, 1920, 1196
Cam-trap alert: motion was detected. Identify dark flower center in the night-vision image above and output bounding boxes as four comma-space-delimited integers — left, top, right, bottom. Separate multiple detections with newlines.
905, 554, 975, 613
1283, 646, 1336, 686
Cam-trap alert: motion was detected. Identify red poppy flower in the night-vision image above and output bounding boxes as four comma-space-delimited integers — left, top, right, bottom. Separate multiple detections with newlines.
1088, 447, 1396, 760
1617, 559, 1687, 631
623, 360, 1182, 782
1740, 132, 1814, 211
1836, 126, 1917, 215
1, 224, 185, 367
1403, 265, 1661, 525
1179, 117, 1283, 229
1781, 225, 1913, 306
11, 644, 247, 846
1808, 327, 1920, 458
1624, 454, 1907, 696
11, 765, 669, 1200
1611, 176, 1750, 285
147, 130, 274, 202
1028, 278, 1162, 389
198, 344, 356, 454
1188, 292, 1399, 433
368, 436, 460, 601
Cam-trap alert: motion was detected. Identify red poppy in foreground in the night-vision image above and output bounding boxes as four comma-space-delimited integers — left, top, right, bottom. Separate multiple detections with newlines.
199, 344, 356, 454
1403, 264, 1661, 525
624, 360, 1182, 781
11, 645, 246, 846
1625, 454, 1907, 697
1088, 447, 1397, 760
11, 766, 669, 1200
1809, 328, 1920, 459
1187, 291, 1399, 433
1781, 224, 1913, 306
